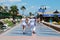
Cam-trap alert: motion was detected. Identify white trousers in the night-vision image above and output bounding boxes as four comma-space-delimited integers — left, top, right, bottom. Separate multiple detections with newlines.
30, 25, 36, 32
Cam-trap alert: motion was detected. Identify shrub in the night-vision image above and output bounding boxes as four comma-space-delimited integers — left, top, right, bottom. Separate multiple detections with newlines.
3, 19, 14, 27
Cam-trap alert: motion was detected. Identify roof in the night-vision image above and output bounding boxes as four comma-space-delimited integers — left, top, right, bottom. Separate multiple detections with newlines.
53, 10, 59, 13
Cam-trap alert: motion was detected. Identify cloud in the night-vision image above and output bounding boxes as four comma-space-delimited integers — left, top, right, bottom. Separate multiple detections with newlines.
26, 6, 38, 13
30, 6, 36, 8
0, 0, 3, 1
46, 6, 51, 8
9, 0, 21, 2
22, 2, 27, 5
0, 0, 21, 2
0, 0, 5, 2
27, 6, 37, 11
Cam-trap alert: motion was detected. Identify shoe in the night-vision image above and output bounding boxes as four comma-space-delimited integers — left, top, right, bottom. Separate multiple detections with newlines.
23, 32, 26, 34
32, 31, 35, 34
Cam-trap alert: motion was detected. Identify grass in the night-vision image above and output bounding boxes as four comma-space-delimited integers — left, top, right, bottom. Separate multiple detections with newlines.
3, 19, 14, 27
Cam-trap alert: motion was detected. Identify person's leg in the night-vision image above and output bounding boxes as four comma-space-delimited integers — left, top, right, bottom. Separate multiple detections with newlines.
33, 27, 36, 31
23, 25, 26, 34
30, 25, 33, 31
23, 25, 25, 30
30, 25, 35, 34
32, 26, 36, 34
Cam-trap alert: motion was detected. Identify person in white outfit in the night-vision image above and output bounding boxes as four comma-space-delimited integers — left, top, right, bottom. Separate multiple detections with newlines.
29, 17, 36, 34
21, 17, 26, 34
21, 17, 30, 34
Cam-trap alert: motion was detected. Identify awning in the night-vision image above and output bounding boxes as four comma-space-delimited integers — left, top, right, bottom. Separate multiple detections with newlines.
43, 14, 60, 17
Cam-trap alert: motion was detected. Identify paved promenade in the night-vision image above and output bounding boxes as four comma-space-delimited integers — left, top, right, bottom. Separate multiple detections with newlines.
0, 23, 60, 40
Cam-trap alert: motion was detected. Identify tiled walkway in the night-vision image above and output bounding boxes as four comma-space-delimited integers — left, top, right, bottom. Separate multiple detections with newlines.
1, 23, 32, 36
0, 23, 60, 40
1, 23, 60, 36
36, 23, 60, 36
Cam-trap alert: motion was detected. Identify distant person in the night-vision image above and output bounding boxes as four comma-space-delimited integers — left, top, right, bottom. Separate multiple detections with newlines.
40, 14, 43, 22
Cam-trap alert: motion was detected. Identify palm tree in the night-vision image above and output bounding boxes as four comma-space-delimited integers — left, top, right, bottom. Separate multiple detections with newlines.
4, 6, 9, 12
0, 6, 10, 19
2, 6, 9, 13
10, 5, 19, 20
20, 6, 26, 15
0, 6, 3, 12
29, 12, 32, 16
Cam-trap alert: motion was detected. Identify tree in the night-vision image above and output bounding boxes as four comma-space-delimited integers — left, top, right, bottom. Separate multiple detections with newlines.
29, 12, 32, 16
10, 5, 19, 20
4, 6, 9, 12
20, 6, 26, 15
0, 6, 11, 19
2, 6, 9, 13
54, 14, 59, 22
0, 6, 3, 12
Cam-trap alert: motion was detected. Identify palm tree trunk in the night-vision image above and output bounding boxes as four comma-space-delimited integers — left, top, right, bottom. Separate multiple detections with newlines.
22, 10, 24, 15
12, 12, 15, 20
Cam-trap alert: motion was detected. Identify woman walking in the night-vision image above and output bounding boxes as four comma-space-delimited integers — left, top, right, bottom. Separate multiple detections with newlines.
21, 17, 30, 34
21, 17, 26, 34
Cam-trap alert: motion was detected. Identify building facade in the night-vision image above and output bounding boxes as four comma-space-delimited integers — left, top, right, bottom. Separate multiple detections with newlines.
38, 10, 60, 22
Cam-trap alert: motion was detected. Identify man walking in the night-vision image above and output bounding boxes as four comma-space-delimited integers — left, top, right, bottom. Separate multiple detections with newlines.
29, 17, 36, 34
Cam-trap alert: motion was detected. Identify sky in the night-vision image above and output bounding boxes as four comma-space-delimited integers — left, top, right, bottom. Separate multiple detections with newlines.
0, 0, 60, 16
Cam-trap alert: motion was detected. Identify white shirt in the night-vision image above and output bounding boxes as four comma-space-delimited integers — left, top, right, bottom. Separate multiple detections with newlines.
29, 18, 35, 25
22, 18, 26, 25
22, 18, 26, 23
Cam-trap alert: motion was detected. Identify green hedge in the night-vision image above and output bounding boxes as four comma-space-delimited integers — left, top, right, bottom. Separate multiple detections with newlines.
3, 19, 14, 27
